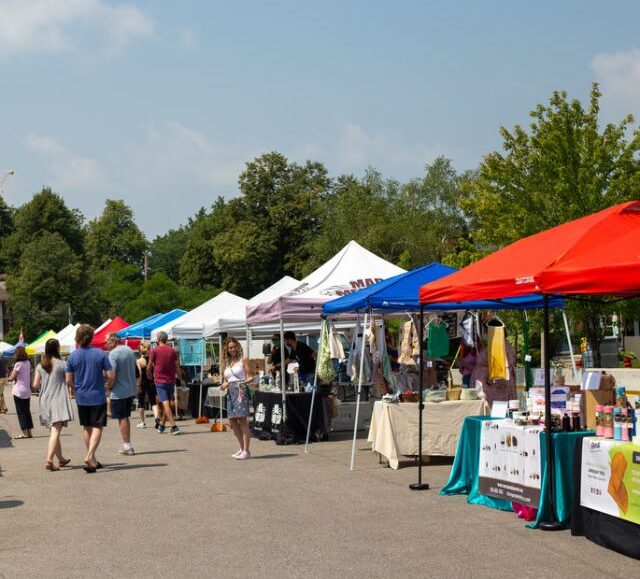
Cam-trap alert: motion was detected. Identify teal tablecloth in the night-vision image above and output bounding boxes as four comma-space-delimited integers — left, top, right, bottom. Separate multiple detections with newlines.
440, 415, 594, 528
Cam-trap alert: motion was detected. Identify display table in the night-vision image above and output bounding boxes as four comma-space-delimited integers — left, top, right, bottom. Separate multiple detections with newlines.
441, 415, 594, 527
367, 399, 490, 470
252, 391, 330, 443
571, 437, 640, 559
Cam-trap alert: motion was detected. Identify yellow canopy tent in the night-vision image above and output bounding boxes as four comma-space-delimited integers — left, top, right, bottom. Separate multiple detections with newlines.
26, 330, 57, 356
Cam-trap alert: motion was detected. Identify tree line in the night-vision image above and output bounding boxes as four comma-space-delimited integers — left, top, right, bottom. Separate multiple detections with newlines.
1, 84, 639, 363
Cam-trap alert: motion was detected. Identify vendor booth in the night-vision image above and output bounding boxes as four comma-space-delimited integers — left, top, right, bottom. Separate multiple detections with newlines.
420, 200, 640, 554
35, 323, 79, 355
119, 309, 186, 341
25, 330, 56, 356
321, 261, 560, 470
247, 240, 404, 443
92, 317, 130, 350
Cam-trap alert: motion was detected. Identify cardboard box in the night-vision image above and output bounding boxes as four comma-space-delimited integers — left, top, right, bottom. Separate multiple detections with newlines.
581, 390, 615, 430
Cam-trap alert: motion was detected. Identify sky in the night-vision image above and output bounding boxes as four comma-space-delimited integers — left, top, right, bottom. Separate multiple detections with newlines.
1, 0, 640, 239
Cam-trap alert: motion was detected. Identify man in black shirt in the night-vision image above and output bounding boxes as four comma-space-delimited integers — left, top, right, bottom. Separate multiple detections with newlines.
283, 331, 316, 385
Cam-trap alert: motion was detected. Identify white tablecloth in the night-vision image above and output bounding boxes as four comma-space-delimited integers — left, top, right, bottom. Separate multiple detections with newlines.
367, 399, 490, 469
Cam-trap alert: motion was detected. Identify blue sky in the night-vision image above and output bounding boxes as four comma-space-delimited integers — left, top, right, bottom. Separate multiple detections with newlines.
1, 0, 640, 238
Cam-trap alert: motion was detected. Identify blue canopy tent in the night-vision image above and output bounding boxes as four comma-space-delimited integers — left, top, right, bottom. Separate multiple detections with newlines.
118, 309, 187, 341
323, 263, 563, 314
315, 262, 565, 474
118, 313, 164, 340
2, 341, 28, 358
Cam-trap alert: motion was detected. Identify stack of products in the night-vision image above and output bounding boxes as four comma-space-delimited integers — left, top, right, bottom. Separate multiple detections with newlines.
594, 386, 639, 443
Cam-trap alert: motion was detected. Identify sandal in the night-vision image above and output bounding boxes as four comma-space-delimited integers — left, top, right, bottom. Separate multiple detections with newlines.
83, 460, 97, 474
45, 461, 60, 472
58, 458, 71, 467
13, 434, 27, 439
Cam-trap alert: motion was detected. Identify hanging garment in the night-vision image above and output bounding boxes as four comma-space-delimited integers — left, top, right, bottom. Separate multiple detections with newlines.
487, 323, 507, 380
459, 312, 475, 347
347, 318, 373, 384
328, 322, 345, 359
398, 320, 418, 365
427, 321, 449, 358
367, 318, 377, 357
472, 342, 516, 406
317, 320, 336, 383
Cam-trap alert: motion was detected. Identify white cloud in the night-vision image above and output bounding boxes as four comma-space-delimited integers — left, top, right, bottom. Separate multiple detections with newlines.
591, 47, 640, 119
0, 0, 154, 58
25, 132, 108, 193
176, 26, 197, 50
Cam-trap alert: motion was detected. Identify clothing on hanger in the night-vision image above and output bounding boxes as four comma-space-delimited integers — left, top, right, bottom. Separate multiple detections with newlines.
427, 320, 449, 358
398, 319, 418, 365
487, 323, 507, 380
460, 311, 476, 348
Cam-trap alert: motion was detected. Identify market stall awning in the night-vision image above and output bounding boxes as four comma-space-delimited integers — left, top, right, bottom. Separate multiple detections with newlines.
247, 240, 405, 324
151, 292, 247, 341
92, 316, 130, 350
419, 201, 640, 304
138, 309, 187, 339
118, 312, 164, 340
26, 330, 57, 356
35, 323, 80, 355
323, 262, 561, 314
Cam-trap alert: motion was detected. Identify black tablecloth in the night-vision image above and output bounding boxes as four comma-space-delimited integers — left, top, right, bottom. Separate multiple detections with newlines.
187, 381, 218, 419
571, 438, 640, 560
252, 391, 329, 443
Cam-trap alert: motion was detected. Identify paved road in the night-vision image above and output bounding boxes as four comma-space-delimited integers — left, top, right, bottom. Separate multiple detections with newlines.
0, 398, 637, 579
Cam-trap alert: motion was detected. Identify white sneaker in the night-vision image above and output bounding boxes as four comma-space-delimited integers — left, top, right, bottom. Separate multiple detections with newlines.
136, 422, 147, 429
231, 450, 242, 458
118, 446, 135, 456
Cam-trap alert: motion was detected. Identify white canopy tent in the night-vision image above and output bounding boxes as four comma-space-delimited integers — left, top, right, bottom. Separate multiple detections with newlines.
246, 240, 405, 429
35, 323, 80, 355
151, 291, 248, 341
0, 341, 12, 354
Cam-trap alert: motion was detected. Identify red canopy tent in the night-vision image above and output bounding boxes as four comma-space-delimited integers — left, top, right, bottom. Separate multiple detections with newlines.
419, 200, 640, 304
91, 316, 135, 350
418, 200, 640, 529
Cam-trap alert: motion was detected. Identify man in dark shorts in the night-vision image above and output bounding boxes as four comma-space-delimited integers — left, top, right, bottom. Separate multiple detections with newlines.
65, 324, 115, 473
105, 333, 138, 456
147, 331, 184, 435
283, 331, 317, 386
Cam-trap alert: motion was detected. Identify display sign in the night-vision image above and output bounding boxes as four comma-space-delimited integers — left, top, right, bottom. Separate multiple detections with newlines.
580, 437, 640, 525
478, 420, 542, 507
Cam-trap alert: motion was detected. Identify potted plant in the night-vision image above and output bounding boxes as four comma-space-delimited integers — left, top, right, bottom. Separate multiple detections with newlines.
619, 349, 637, 368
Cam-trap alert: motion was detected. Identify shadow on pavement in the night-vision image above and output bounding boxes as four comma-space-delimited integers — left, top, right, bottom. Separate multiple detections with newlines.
101, 462, 168, 472
0, 499, 24, 509
134, 449, 187, 456
250, 454, 297, 460
0, 429, 13, 448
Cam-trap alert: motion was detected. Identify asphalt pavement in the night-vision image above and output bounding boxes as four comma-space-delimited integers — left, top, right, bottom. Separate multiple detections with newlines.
0, 396, 637, 579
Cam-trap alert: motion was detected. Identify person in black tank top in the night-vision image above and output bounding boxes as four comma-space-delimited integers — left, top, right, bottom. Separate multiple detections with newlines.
136, 343, 159, 429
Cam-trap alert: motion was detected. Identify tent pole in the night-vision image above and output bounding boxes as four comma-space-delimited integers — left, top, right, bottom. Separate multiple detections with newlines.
540, 294, 562, 530
219, 335, 224, 426
304, 318, 323, 454
561, 309, 578, 383
280, 318, 286, 429
350, 310, 369, 471
410, 304, 429, 490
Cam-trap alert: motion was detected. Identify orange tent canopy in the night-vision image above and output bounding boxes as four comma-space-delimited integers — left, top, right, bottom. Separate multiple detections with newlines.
420, 200, 640, 304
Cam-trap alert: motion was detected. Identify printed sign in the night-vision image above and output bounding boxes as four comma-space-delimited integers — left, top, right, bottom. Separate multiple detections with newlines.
478, 420, 542, 507
580, 437, 640, 524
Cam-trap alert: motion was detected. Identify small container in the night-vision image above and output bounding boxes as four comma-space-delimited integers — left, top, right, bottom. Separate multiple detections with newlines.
603, 406, 614, 439
571, 412, 581, 432
613, 407, 623, 441
621, 408, 630, 442
595, 405, 604, 437
615, 386, 627, 407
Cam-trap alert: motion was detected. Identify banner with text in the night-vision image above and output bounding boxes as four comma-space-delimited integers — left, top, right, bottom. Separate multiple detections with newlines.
478, 420, 542, 507
580, 437, 640, 525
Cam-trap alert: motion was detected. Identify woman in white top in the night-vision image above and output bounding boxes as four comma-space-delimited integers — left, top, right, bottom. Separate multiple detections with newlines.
220, 337, 253, 460
34, 339, 73, 471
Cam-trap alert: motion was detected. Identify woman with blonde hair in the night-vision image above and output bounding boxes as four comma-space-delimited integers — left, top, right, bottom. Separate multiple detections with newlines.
220, 337, 253, 459
34, 338, 73, 471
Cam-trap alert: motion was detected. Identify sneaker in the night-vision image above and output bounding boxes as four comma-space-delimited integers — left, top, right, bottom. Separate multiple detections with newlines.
118, 447, 135, 456
154, 418, 160, 430
158, 424, 165, 434
231, 450, 243, 458
136, 422, 147, 429
235, 450, 251, 460
171, 426, 181, 436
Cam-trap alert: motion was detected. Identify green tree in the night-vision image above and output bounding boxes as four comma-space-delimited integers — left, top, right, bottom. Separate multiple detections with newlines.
0, 195, 14, 272
459, 84, 640, 365
6, 232, 84, 338
86, 200, 147, 270
1, 187, 85, 272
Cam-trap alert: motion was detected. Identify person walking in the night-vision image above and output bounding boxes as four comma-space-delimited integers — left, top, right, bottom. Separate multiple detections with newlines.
135, 341, 159, 430
0, 354, 8, 414
147, 331, 183, 435
10, 346, 33, 439
105, 333, 138, 456
34, 338, 73, 471
65, 324, 114, 473
220, 337, 253, 460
